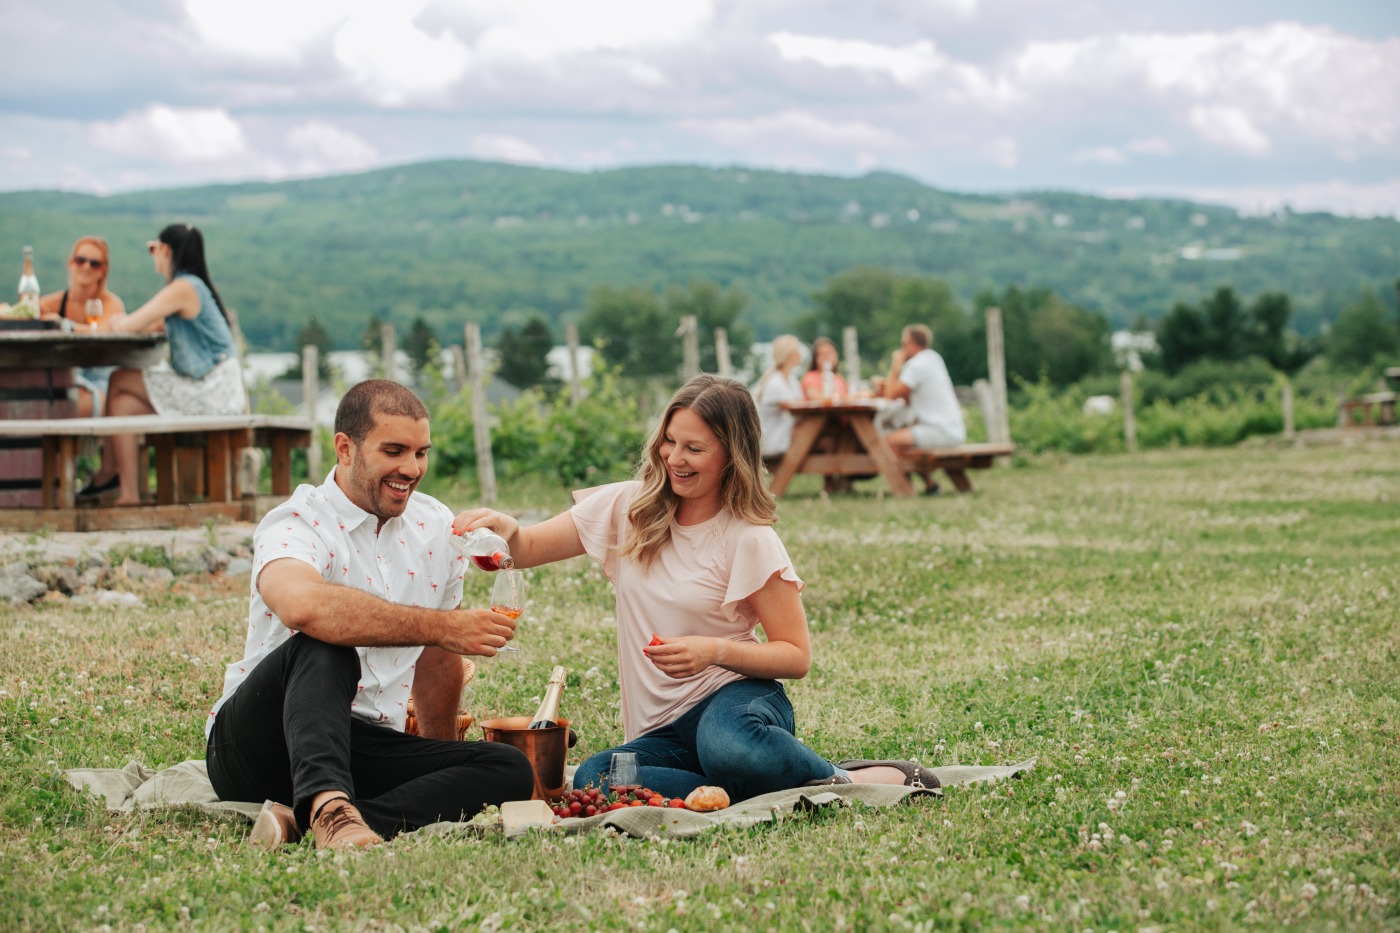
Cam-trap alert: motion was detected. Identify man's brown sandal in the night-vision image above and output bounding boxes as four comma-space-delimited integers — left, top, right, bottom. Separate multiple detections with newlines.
835, 759, 941, 790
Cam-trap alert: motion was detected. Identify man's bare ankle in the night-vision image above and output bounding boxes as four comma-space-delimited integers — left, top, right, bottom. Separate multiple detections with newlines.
310, 789, 348, 817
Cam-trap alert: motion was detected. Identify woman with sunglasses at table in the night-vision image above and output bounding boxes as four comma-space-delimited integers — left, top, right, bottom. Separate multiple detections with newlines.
38, 236, 127, 417
77, 223, 246, 505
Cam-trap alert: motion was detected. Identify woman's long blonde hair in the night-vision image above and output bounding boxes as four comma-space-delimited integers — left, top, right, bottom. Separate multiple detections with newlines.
753, 334, 800, 404
624, 374, 778, 568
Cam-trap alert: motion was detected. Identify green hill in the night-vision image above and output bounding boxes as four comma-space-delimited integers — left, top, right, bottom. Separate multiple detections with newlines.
2, 160, 1396, 350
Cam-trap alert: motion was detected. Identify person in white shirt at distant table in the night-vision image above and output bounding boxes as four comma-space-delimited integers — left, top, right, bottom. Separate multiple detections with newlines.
873, 323, 966, 495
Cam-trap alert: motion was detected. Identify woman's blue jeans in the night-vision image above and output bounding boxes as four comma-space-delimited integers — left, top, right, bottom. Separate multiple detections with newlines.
572, 679, 837, 801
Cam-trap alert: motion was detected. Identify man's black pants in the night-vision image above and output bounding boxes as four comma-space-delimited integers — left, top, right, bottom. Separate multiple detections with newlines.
206, 634, 534, 837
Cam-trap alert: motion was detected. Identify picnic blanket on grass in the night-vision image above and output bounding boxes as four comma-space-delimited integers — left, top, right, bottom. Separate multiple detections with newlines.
64, 758, 1036, 840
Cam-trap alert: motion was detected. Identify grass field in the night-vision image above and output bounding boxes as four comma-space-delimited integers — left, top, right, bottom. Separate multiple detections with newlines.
1, 437, 1397, 931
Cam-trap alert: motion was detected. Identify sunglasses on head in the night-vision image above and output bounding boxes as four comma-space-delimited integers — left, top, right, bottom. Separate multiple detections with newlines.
72, 256, 105, 269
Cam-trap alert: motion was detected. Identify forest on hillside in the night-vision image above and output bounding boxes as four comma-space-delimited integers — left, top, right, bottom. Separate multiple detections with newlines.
2, 159, 1397, 353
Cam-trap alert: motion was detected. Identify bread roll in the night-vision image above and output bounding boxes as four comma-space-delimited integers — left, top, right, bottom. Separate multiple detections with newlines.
683, 785, 730, 812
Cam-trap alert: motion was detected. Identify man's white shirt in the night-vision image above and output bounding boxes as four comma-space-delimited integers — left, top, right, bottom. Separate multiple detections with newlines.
207, 470, 467, 738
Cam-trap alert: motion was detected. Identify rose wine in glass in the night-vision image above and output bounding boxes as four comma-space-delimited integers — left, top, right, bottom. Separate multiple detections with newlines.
490, 569, 524, 652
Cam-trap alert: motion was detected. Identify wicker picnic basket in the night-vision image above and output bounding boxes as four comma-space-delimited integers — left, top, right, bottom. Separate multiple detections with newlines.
403, 659, 476, 740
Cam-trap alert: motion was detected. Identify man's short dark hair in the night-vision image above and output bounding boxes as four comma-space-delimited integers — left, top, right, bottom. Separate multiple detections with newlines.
334, 379, 429, 444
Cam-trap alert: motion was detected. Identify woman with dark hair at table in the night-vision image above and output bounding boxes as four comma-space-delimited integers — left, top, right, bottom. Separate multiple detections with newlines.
38, 236, 127, 417
78, 224, 246, 505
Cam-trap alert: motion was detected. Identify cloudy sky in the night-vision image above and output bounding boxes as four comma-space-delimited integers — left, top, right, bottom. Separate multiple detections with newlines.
3, 0, 1398, 216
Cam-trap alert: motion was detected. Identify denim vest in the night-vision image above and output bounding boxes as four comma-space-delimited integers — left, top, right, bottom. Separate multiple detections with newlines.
167, 273, 236, 380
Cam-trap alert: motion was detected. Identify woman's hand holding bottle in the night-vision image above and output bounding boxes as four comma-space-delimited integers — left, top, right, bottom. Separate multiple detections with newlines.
451, 508, 520, 541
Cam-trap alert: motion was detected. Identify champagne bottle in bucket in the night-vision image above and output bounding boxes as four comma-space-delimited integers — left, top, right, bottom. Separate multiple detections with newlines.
528, 665, 567, 730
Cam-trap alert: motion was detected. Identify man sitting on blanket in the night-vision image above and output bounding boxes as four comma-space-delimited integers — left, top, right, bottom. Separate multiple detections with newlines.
205, 379, 534, 850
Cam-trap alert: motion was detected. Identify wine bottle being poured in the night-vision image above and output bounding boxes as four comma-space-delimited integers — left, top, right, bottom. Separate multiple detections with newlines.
528, 665, 567, 730
450, 526, 515, 571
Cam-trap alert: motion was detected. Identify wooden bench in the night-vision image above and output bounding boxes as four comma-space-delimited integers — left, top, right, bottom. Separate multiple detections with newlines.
900, 441, 1016, 492
0, 414, 313, 529
1340, 392, 1396, 427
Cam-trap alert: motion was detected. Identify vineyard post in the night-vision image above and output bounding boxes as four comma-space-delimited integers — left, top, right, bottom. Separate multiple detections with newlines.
301, 343, 321, 479
465, 322, 497, 504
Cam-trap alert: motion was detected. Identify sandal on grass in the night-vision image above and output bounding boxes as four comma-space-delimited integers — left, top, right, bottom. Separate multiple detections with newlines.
835, 759, 941, 790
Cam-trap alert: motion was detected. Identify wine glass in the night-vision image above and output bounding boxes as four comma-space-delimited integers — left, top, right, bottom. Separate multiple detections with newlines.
609, 752, 639, 795
83, 299, 102, 333
489, 569, 525, 653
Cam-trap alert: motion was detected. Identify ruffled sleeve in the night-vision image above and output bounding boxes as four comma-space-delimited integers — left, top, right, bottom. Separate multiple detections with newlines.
569, 481, 641, 583
720, 524, 803, 623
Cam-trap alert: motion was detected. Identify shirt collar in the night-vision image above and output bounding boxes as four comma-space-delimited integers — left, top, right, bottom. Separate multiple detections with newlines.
321, 466, 387, 534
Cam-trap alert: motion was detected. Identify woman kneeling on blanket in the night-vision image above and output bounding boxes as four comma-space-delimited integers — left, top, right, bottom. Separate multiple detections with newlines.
453, 374, 937, 801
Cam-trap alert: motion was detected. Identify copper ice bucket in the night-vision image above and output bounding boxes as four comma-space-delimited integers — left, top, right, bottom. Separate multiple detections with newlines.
479, 716, 576, 801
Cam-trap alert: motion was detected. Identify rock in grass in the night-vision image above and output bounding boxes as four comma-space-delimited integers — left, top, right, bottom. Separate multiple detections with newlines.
72, 589, 145, 608
0, 570, 49, 605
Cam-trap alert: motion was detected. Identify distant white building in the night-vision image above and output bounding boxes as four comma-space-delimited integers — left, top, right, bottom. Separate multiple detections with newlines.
545, 344, 596, 383
1112, 330, 1158, 372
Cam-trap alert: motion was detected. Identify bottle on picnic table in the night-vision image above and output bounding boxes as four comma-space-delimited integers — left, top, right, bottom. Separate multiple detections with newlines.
528, 665, 567, 730
820, 361, 835, 399
16, 246, 40, 312
449, 526, 514, 571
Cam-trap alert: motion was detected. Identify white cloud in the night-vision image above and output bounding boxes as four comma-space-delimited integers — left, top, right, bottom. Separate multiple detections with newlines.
333, 5, 471, 106
185, 0, 348, 62
1073, 146, 1127, 165
285, 122, 379, 174
1074, 135, 1175, 165
768, 31, 1019, 106
1127, 136, 1173, 156
91, 106, 249, 163
1187, 105, 1271, 156
455, 0, 713, 56
984, 137, 1018, 170
1012, 23, 1400, 156
5, 1, 1399, 221
682, 109, 906, 151
469, 134, 553, 165
770, 33, 945, 83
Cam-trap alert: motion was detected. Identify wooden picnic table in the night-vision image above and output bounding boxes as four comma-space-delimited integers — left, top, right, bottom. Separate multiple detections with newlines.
0, 328, 169, 507
0, 414, 313, 531
768, 399, 1014, 497
770, 399, 914, 495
